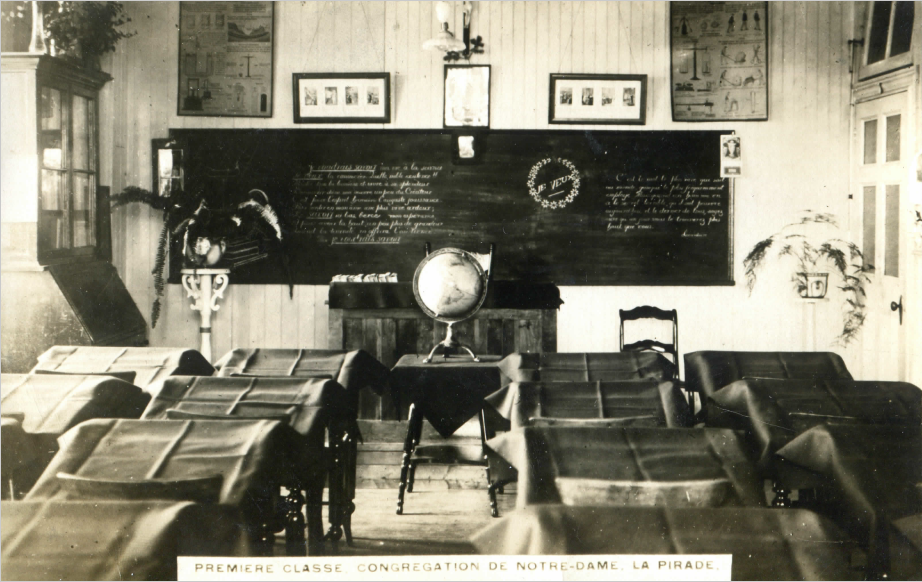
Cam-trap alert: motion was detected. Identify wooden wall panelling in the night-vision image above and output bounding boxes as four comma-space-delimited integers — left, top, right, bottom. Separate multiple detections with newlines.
293, 286, 312, 350
107, 2, 858, 377
263, 285, 283, 348
247, 285, 265, 349
513, 1, 527, 129
311, 286, 328, 348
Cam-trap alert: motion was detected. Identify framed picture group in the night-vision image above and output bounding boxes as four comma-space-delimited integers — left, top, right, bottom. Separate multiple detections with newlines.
292, 73, 391, 124
549, 74, 648, 125
175, 1, 767, 125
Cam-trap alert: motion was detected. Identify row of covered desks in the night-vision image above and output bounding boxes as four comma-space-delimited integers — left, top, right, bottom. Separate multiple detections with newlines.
3, 346, 921, 579
1, 346, 392, 580
392, 350, 922, 580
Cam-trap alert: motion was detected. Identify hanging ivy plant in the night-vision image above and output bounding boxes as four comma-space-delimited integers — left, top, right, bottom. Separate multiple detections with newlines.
742, 211, 871, 345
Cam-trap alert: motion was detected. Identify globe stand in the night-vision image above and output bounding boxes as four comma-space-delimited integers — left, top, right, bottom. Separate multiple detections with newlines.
423, 322, 480, 363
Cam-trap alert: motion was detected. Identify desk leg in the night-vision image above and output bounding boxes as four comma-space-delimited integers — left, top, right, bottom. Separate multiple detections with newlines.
285, 486, 307, 556
396, 404, 423, 515
252, 493, 277, 556
343, 435, 357, 545
305, 483, 324, 556
325, 427, 345, 551
480, 409, 501, 518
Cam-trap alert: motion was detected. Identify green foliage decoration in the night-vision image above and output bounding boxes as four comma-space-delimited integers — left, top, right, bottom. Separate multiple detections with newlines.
742, 211, 871, 345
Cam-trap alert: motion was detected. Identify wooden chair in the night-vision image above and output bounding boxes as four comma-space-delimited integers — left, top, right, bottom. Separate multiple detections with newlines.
619, 306, 686, 411
619, 306, 679, 376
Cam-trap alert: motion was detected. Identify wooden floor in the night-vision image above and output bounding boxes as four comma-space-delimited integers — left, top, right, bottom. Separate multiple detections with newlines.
326, 489, 517, 556
301, 419, 518, 556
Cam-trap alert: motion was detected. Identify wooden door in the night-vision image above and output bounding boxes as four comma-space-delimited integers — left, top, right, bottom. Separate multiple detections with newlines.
850, 75, 917, 381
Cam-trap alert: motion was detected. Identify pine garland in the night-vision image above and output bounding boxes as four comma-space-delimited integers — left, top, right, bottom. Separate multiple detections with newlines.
150, 217, 170, 328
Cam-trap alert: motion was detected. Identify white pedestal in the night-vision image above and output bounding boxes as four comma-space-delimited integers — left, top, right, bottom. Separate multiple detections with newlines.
801, 297, 827, 351
180, 268, 230, 362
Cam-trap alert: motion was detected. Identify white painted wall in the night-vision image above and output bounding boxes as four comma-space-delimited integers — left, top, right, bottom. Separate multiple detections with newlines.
103, 2, 864, 373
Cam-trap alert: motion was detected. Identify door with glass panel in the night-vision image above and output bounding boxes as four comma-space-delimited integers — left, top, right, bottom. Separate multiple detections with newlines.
852, 91, 914, 381
850, 1, 918, 382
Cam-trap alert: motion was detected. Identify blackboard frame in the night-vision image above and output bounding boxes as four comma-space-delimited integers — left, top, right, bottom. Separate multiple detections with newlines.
166, 128, 736, 288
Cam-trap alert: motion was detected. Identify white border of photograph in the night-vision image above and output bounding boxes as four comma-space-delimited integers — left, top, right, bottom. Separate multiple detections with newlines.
720, 134, 743, 177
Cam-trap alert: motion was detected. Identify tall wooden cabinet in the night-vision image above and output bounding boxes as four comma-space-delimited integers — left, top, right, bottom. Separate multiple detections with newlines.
1, 54, 146, 372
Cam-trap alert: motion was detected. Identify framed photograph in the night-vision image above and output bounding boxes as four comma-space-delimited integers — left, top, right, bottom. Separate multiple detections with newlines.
548, 74, 647, 125
444, 65, 491, 128
670, 1, 768, 122
178, 1, 274, 118
292, 73, 391, 124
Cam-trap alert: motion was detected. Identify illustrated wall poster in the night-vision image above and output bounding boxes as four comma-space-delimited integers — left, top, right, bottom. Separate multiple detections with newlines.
178, 1, 274, 117
720, 134, 743, 177
670, 2, 768, 122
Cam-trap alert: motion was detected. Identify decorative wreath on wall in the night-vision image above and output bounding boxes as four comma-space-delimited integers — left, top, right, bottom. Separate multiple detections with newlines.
527, 157, 581, 210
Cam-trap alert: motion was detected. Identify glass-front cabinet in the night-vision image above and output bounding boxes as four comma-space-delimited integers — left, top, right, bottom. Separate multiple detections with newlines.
1, 54, 110, 265
36, 60, 104, 261
2, 54, 147, 374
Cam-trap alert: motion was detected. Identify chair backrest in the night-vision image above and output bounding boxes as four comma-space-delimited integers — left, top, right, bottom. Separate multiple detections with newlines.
619, 306, 679, 371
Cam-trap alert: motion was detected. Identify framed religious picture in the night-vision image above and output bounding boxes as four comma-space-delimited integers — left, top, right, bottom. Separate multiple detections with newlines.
292, 73, 391, 123
670, 1, 768, 122
548, 74, 647, 125
178, 1, 275, 118
444, 65, 491, 128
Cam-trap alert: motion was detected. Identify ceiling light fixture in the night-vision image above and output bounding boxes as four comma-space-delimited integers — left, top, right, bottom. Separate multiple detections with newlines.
423, 1, 485, 62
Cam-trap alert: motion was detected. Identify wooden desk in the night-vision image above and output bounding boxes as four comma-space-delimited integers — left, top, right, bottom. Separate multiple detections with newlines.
328, 282, 560, 420
390, 354, 504, 516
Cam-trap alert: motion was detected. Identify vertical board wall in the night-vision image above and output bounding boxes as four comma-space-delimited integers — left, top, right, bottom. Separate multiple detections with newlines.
102, 2, 859, 372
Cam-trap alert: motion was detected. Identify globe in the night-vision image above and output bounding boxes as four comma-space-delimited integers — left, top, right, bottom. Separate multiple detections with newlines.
413, 247, 491, 362
415, 251, 485, 321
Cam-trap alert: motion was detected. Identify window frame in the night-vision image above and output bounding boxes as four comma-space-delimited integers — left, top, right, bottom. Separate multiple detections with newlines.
858, 1, 919, 81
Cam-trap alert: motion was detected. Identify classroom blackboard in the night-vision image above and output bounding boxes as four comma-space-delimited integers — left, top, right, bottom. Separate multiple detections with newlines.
167, 129, 733, 286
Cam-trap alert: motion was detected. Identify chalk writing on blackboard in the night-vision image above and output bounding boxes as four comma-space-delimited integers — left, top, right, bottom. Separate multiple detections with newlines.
169, 129, 733, 286
292, 163, 445, 245
527, 158, 581, 210
604, 175, 725, 237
